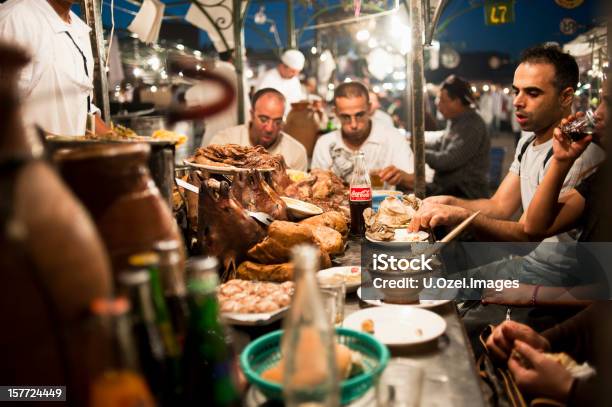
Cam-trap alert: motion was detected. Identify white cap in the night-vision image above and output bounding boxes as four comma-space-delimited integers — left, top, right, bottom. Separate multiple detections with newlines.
281, 49, 305, 71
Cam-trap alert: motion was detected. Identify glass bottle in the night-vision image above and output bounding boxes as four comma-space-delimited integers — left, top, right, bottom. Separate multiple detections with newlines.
182, 265, 241, 406
349, 151, 372, 236
89, 297, 156, 407
282, 244, 339, 407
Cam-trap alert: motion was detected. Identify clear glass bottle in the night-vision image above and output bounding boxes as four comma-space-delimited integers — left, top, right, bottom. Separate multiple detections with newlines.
561, 110, 596, 141
349, 151, 372, 236
282, 244, 339, 407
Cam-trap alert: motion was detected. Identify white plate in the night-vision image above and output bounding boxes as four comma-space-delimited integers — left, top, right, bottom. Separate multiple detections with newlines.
183, 159, 274, 174
221, 306, 288, 326
366, 230, 429, 246
356, 287, 451, 309
317, 266, 361, 293
281, 196, 323, 218
372, 190, 403, 197
344, 306, 446, 346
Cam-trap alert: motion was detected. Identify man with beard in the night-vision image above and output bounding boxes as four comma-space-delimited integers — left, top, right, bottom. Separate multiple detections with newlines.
209, 88, 308, 171
311, 81, 414, 188
0, 0, 109, 135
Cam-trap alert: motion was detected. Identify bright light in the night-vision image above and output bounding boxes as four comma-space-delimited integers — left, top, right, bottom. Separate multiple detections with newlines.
356, 29, 370, 42
246, 68, 254, 79
368, 38, 378, 48
150, 86, 158, 93
603, 62, 609, 68
328, 83, 335, 90
397, 82, 406, 91
587, 69, 593, 76
176, 44, 185, 51
194, 50, 202, 57
392, 72, 406, 80
382, 82, 393, 90
133, 67, 142, 77
160, 70, 168, 79
471, 86, 477, 93
482, 84, 490, 92
147, 56, 160, 70
320, 53, 328, 62
583, 83, 591, 89
178, 72, 184, 77
503, 87, 510, 94
130, 33, 139, 39
344, 77, 352, 83
577, 82, 582, 87
196, 64, 202, 71
373, 85, 380, 93
311, 46, 317, 55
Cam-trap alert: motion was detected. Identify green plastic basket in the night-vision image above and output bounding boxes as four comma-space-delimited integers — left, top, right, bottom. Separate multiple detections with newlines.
240, 327, 390, 405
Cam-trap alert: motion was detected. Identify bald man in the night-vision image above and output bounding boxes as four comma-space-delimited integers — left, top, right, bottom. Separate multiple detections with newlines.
208, 88, 308, 171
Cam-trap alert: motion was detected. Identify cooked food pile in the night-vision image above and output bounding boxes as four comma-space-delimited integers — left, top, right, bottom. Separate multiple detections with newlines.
217, 279, 294, 314
364, 195, 428, 242
284, 169, 349, 214
191, 144, 283, 169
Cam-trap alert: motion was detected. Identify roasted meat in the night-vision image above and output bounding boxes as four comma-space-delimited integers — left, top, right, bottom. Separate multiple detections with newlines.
267, 155, 292, 193
192, 144, 284, 169
198, 178, 266, 279
301, 224, 344, 255
236, 261, 294, 282
232, 170, 288, 220
300, 211, 349, 237
247, 221, 316, 264
284, 169, 348, 213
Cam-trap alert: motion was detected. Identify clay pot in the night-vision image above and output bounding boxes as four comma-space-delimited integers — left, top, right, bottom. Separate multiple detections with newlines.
0, 43, 113, 406
54, 143, 183, 273
284, 102, 322, 157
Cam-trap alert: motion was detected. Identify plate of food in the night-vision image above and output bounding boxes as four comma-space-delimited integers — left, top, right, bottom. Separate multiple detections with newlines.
317, 266, 361, 293
365, 229, 430, 245
356, 287, 451, 309
217, 279, 294, 326
281, 196, 323, 219
343, 306, 446, 346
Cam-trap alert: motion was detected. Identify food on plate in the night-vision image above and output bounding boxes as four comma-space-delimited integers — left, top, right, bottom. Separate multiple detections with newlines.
300, 211, 348, 237
361, 319, 375, 334
232, 170, 288, 221
301, 224, 344, 255
151, 129, 187, 145
394, 229, 430, 242
318, 267, 361, 287
198, 179, 266, 279
364, 195, 424, 241
236, 261, 294, 282
191, 144, 283, 169
217, 279, 294, 314
261, 328, 365, 385
284, 169, 348, 213
287, 169, 308, 182
247, 221, 316, 264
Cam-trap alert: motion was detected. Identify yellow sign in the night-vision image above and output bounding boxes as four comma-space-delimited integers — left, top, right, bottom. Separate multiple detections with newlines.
484, 1, 515, 26
555, 0, 584, 9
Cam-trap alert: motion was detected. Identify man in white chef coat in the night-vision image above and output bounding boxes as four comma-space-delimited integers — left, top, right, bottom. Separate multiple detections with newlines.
0, 0, 108, 136
256, 49, 306, 116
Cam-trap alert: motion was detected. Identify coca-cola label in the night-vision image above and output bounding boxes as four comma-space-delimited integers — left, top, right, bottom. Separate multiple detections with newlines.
350, 187, 372, 201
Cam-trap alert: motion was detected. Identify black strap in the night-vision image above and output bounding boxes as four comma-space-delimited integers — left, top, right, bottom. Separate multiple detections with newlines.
517, 134, 554, 175
64, 31, 91, 113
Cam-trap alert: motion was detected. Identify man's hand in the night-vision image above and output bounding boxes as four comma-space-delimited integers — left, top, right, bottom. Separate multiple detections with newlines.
485, 320, 550, 362
408, 202, 471, 232
508, 341, 573, 402
378, 165, 413, 189
423, 195, 455, 205
481, 285, 535, 307
553, 113, 592, 164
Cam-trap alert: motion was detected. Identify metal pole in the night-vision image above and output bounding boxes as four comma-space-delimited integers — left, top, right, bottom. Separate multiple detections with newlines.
233, 0, 246, 124
407, 0, 426, 197
287, 0, 296, 48
79, 0, 111, 122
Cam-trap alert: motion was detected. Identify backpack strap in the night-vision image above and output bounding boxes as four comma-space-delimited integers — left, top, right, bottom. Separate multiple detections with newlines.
517, 134, 536, 176
542, 147, 554, 170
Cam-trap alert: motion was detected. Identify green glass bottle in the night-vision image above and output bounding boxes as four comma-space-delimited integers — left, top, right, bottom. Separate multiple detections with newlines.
182, 265, 241, 406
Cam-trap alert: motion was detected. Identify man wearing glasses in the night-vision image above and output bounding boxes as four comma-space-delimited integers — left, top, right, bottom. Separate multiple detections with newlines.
209, 88, 308, 171
311, 81, 414, 188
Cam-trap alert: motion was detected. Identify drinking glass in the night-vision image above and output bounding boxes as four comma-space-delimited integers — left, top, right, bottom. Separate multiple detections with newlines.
376, 360, 424, 407
317, 280, 346, 327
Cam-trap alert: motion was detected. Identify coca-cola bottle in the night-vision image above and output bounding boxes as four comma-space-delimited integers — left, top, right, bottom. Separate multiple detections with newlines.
349, 151, 372, 236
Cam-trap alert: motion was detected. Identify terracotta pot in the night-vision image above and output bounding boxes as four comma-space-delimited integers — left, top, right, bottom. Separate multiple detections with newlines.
0, 43, 113, 406
54, 143, 183, 273
284, 102, 322, 157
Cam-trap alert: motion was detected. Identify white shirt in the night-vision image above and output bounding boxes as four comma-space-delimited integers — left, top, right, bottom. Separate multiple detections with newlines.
311, 120, 414, 182
256, 67, 305, 116
0, 0, 97, 136
208, 124, 308, 171
372, 109, 395, 128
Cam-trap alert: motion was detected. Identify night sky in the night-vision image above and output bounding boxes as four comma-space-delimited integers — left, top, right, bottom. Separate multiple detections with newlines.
92, 0, 603, 58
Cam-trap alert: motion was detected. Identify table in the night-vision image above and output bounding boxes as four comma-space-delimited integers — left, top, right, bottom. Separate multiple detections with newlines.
339, 239, 487, 407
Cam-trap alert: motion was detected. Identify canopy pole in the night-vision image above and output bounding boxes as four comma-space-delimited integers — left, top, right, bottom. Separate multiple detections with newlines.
233, 0, 247, 124
287, 0, 296, 49
79, 0, 110, 122
407, 0, 426, 197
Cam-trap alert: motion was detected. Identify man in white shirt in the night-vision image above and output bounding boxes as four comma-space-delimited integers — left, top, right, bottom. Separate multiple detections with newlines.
0, 0, 108, 136
256, 49, 306, 116
311, 81, 414, 188
369, 91, 394, 129
209, 88, 308, 171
